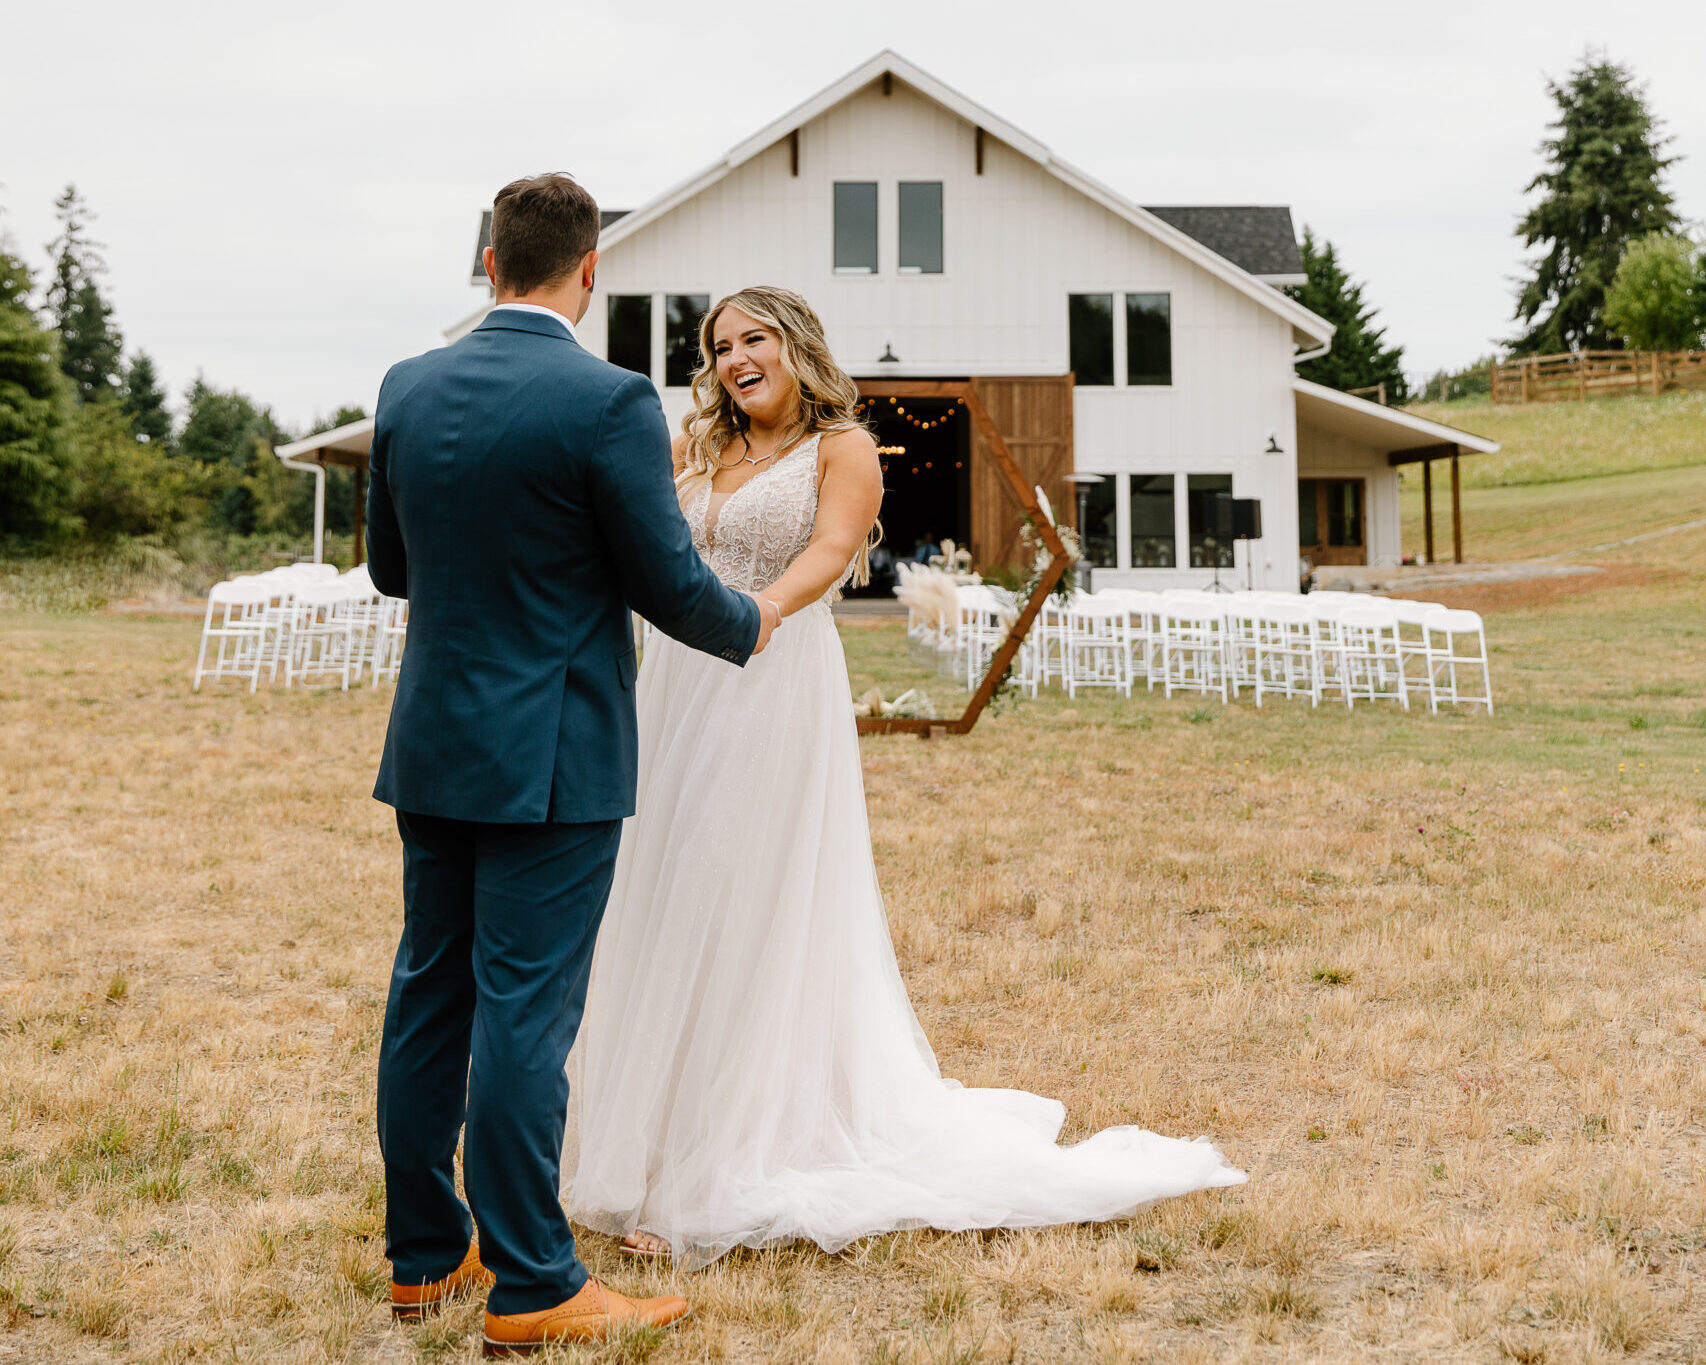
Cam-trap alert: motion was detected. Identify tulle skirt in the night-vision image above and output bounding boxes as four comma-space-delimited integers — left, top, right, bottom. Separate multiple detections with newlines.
563, 603, 1244, 1267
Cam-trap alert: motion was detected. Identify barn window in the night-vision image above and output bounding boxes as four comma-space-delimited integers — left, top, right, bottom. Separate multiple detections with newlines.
664, 294, 710, 387
1080, 474, 1117, 567
1187, 474, 1234, 569
898, 182, 943, 274
1068, 294, 1114, 386
834, 182, 878, 273
1125, 293, 1171, 386
1130, 474, 1176, 567
607, 295, 652, 377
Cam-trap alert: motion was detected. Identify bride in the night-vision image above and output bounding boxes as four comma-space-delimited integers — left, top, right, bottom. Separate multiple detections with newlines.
564, 286, 1244, 1266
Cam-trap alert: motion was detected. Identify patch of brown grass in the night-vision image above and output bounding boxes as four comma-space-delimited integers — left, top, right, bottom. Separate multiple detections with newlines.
1, 525, 1704, 1361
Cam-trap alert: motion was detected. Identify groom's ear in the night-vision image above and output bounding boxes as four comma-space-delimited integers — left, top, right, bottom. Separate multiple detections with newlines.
581, 249, 600, 290
483, 246, 498, 289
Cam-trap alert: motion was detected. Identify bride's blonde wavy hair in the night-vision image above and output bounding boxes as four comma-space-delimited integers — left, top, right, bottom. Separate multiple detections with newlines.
677, 286, 879, 587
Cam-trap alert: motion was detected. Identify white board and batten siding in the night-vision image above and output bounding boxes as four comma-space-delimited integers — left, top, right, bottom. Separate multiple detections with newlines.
1296, 425, 1404, 568
581, 78, 1308, 590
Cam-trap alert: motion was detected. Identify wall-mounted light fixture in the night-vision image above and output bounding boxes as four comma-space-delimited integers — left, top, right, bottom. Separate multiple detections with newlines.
878, 343, 899, 364
1264, 431, 1284, 454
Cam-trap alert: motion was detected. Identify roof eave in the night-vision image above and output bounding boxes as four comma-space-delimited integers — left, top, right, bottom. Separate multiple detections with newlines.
1293, 377, 1500, 454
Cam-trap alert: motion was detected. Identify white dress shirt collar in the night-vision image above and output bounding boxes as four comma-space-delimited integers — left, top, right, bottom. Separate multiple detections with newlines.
489, 302, 577, 340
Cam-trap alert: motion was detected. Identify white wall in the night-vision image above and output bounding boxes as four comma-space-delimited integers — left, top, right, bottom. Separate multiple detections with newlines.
581, 78, 1305, 588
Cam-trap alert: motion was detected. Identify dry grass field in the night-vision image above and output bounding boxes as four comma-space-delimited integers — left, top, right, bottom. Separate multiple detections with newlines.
3, 524, 1705, 1363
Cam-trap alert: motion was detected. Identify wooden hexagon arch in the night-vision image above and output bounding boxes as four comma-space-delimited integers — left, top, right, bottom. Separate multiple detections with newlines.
853, 379, 1071, 738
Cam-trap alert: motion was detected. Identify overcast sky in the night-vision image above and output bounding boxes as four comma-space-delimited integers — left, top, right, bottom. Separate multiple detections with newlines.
6, 0, 1704, 430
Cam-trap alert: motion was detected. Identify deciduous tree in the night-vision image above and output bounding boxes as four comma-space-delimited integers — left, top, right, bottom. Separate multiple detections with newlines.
1602, 234, 1704, 351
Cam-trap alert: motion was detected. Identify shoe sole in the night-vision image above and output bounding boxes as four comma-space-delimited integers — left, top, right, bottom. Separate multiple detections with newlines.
482, 1309, 691, 1357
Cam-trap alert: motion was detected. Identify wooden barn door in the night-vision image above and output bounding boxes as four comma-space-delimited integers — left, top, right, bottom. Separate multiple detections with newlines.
969, 376, 1074, 571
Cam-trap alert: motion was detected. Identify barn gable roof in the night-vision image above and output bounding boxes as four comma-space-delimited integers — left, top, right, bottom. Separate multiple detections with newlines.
590, 50, 1332, 349
1141, 206, 1305, 283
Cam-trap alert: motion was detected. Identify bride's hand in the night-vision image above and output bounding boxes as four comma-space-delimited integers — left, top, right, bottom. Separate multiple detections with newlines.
747, 593, 782, 654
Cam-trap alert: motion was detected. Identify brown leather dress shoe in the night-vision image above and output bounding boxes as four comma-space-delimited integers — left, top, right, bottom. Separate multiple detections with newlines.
391, 1241, 495, 1320
481, 1278, 690, 1356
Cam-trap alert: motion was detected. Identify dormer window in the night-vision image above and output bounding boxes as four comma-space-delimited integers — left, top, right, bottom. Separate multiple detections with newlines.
834, 182, 878, 273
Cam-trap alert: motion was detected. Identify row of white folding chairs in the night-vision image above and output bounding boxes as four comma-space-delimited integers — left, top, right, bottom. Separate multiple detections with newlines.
192, 564, 408, 693
1018, 588, 1491, 713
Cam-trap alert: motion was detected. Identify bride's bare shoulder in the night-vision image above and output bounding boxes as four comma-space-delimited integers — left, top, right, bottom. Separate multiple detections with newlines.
671, 434, 689, 475
818, 425, 878, 466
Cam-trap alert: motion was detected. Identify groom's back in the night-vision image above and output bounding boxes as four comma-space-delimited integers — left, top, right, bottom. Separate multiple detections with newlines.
367, 313, 663, 824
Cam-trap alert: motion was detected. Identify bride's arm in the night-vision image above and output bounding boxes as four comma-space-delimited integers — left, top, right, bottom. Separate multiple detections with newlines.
761, 427, 884, 617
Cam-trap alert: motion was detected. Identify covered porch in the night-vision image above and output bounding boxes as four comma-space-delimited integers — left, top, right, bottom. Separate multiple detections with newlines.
1292, 379, 1499, 569
274, 417, 376, 565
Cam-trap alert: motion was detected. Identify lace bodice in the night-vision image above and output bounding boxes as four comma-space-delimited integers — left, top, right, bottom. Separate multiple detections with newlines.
687, 433, 845, 607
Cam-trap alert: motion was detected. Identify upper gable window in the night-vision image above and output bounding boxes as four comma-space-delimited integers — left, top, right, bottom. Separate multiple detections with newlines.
664, 294, 710, 388
1126, 293, 1172, 386
607, 295, 652, 378
834, 182, 878, 274
898, 182, 943, 274
1068, 294, 1114, 387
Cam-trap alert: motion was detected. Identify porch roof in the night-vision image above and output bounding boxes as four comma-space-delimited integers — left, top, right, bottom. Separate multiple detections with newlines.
1293, 378, 1499, 460
275, 417, 375, 470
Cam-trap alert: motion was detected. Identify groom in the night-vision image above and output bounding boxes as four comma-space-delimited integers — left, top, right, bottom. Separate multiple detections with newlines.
366, 173, 777, 1353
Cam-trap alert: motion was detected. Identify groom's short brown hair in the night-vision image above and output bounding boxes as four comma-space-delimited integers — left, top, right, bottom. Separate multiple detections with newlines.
489, 173, 600, 295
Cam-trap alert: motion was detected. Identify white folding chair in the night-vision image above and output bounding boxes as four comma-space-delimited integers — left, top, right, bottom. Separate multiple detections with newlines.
286, 581, 360, 690
1251, 600, 1319, 707
1337, 601, 1409, 709
1159, 594, 1228, 702
339, 566, 384, 682
1304, 596, 1353, 708
192, 579, 278, 693
1024, 593, 1076, 696
1386, 599, 1443, 695
370, 597, 409, 686
1063, 596, 1132, 698
1099, 589, 1162, 690
1423, 608, 1494, 714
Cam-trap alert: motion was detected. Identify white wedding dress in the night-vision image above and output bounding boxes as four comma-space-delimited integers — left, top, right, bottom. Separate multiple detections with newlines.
563, 433, 1244, 1267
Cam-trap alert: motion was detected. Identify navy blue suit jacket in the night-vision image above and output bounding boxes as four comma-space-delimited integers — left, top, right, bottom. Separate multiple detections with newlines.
365, 309, 760, 824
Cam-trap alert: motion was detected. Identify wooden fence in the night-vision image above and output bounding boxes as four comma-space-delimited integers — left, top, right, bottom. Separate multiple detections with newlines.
1491, 350, 1706, 404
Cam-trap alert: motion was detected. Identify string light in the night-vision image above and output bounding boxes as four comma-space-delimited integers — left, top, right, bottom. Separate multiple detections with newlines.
855, 400, 962, 432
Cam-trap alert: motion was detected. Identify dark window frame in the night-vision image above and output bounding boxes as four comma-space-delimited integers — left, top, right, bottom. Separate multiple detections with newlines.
1187, 474, 1234, 569
1079, 473, 1117, 568
1129, 473, 1177, 568
897, 181, 943, 274
1068, 293, 1115, 387
833, 181, 879, 274
1125, 292, 1172, 386
663, 293, 710, 388
606, 294, 652, 378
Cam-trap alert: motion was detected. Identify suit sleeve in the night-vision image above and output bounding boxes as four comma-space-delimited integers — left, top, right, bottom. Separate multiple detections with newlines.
586, 375, 761, 664
365, 370, 407, 599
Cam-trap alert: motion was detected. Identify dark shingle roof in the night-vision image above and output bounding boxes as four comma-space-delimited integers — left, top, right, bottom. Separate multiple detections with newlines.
1140, 206, 1303, 280
469, 208, 632, 282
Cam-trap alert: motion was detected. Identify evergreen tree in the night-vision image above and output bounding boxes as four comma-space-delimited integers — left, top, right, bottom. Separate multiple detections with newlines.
0, 248, 75, 540
120, 351, 172, 445
1512, 55, 1678, 354
45, 185, 125, 403
1285, 228, 1407, 401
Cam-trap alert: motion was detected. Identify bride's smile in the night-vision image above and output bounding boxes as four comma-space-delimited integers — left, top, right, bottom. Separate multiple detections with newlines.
713, 307, 792, 425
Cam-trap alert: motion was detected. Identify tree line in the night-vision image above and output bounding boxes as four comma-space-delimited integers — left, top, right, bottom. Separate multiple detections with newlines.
0, 186, 362, 553
1290, 52, 1704, 406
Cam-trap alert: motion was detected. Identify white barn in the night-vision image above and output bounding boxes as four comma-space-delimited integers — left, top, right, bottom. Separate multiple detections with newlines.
284, 50, 1495, 584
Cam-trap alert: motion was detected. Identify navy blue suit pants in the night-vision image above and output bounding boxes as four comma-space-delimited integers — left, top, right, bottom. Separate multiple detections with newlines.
376, 810, 621, 1315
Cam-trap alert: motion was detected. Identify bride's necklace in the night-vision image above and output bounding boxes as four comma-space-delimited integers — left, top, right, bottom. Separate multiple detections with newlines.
718, 435, 780, 470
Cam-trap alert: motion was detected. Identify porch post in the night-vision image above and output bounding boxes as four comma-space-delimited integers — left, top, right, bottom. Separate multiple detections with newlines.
1421, 458, 1435, 564
1450, 448, 1463, 563
353, 465, 366, 567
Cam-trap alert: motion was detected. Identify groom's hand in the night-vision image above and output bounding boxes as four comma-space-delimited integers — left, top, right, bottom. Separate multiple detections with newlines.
747, 593, 781, 655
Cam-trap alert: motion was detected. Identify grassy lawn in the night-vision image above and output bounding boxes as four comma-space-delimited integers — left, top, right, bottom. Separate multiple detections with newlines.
2, 525, 1704, 1362
1406, 391, 1706, 488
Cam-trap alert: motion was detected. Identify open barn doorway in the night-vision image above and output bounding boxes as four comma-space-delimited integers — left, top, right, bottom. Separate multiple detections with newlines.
847, 391, 971, 597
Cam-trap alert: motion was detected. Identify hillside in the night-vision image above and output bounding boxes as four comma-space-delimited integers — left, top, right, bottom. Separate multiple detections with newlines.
1402, 390, 1706, 488
1395, 391, 1706, 561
